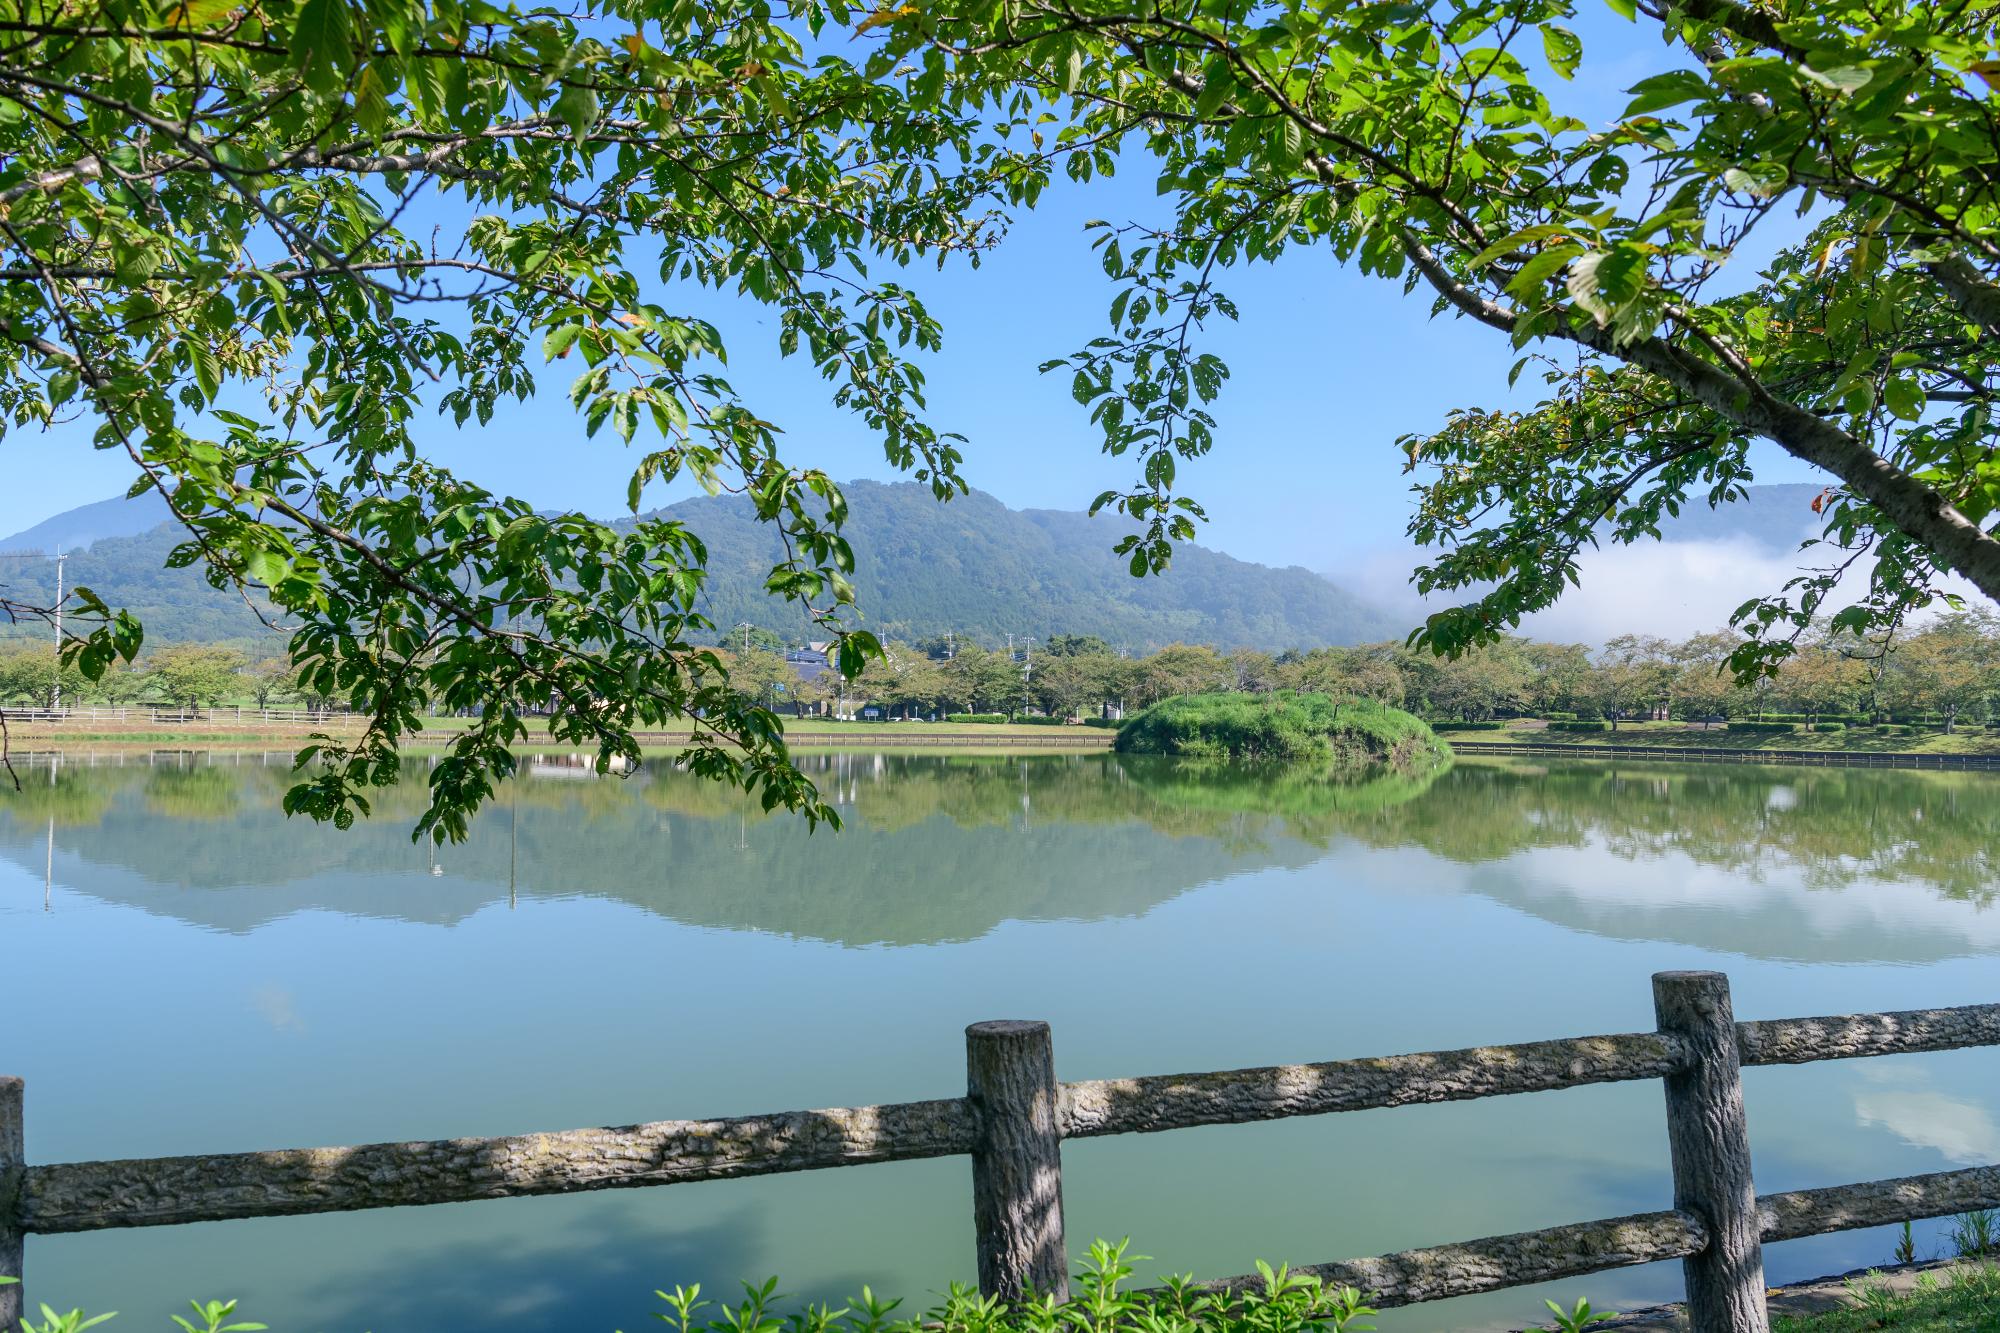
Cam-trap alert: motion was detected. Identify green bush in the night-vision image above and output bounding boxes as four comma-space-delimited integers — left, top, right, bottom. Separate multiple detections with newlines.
1083, 716, 1121, 728
1115, 691, 1449, 774
1433, 719, 1507, 730
1807, 722, 1847, 733
1009, 715, 1072, 726
947, 713, 1009, 724
1728, 720, 1800, 733
1546, 720, 1607, 732
1542, 711, 1577, 722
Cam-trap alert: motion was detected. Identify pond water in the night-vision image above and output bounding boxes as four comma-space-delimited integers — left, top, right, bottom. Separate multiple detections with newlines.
3, 749, 1998, 1332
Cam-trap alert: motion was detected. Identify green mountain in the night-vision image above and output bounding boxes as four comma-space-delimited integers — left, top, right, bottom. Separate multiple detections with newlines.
0, 481, 1395, 650
640, 481, 1393, 649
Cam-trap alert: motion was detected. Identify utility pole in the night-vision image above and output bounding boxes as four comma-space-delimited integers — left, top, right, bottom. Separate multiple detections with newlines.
50, 549, 66, 711
1020, 636, 1034, 716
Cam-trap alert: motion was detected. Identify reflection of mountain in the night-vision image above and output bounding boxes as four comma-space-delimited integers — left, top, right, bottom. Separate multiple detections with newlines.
5, 753, 1999, 963
0, 754, 1330, 942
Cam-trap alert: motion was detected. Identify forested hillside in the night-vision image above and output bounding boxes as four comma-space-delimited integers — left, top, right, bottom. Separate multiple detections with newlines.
0, 482, 1394, 650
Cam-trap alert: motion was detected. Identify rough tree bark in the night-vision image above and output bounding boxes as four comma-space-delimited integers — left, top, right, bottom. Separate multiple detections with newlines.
1, 1077, 22, 1330
967, 1020, 1069, 1303
1655, 971, 1768, 1333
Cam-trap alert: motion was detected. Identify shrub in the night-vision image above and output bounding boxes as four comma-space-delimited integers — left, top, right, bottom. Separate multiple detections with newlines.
1546, 720, 1607, 732
1807, 722, 1847, 733
947, 713, 1009, 724
1083, 716, 1121, 728
1115, 691, 1449, 774
1434, 719, 1507, 730
1541, 710, 1577, 721
1010, 715, 1071, 726
1727, 720, 1800, 733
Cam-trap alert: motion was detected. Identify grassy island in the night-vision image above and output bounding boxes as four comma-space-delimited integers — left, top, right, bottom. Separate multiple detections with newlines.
1114, 692, 1451, 775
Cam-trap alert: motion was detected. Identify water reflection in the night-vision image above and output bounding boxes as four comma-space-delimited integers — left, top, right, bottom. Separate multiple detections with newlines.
4, 749, 1999, 1331
4, 751, 1996, 964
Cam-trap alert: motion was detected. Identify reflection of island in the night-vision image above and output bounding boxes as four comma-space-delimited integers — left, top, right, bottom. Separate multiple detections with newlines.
4, 751, 1999, 963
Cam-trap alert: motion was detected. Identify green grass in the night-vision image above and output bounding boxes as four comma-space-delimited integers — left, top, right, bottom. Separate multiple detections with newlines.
1434, 719, 2000, 756
1774, 1263, 2000, 1331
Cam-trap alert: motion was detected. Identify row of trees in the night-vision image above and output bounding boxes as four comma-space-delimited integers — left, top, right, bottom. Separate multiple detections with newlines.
0, 644, 320, 712
720, 613, 2000, 730
10, 612, 1999, 732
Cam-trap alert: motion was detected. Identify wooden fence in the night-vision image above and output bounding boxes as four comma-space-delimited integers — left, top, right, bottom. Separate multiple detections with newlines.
4, 972, 1998, 1332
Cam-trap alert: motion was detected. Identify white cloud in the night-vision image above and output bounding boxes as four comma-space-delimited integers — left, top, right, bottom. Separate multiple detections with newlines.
1352, 536, 1991, 647
1855, 1072, 2000, 1165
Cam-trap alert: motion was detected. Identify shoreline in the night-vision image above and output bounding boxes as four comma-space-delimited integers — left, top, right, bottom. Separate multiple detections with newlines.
1447, 738, 2000, 771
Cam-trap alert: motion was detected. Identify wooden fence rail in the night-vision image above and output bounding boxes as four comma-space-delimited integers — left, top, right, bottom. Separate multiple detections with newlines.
4, 972, 1997, 1332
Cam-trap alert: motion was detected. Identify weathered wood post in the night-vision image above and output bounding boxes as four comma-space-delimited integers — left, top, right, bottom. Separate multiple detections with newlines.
1, 1076, 23, 1329
966, 1021, 1069, 1303
1654, 972, 1768, 1333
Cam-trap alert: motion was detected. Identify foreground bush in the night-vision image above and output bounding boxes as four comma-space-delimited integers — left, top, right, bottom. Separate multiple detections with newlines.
0, 1246, 1399, 1333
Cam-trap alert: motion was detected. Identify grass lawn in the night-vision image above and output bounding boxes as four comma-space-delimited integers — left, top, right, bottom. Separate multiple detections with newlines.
1432, 719, 2000, 755
1774, 1262, 2000, 1331
1, 714, 1114, 748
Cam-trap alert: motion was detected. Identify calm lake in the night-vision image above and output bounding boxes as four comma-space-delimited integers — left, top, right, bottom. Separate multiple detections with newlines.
4, 749, 1998, 1332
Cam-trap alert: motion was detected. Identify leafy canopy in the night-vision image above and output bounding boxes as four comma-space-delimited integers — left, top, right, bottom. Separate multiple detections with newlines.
0, 0, 1049, 835
876, 0, 2000, 670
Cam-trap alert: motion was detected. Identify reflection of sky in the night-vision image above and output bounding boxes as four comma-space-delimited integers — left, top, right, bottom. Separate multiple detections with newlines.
4, 756, 1999, 1333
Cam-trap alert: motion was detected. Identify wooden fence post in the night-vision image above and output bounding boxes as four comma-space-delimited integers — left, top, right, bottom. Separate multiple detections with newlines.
966, 1021, 1069, 1303
2, 1076, 23, 1329
1654, 972, 1768, 1333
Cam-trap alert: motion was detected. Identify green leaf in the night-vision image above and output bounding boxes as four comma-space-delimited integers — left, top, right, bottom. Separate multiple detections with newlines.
552, 83, 599, 143
291, 0, 354, 93
1540, 24, 1582, 79
1884, 378, 1925, 422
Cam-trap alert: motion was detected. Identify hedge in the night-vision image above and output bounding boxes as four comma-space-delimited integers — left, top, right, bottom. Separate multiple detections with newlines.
947, 713, 1009, 724
1806, 722, 1847, 733
1542, 711, 1578, 722
1083, 717, 1120, 729
1727, 720, 1800, 733
1547, 720, 1607, 732
1433, 719, 1507, 730
1010, 715, 1071, 726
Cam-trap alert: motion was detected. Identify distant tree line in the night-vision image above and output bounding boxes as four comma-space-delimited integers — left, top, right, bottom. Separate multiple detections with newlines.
715, 614, 2000, 731
8, 614, 2000, 733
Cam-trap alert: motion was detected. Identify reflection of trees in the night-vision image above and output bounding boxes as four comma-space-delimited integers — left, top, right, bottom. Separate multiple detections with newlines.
6, 752, 2000, 949
0, 759, 120, 826
1365, 759, 2000, 905
143, 765, 245, 819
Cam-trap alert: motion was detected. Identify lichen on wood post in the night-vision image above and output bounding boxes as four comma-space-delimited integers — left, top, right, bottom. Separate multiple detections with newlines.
1, 1077, 23, 1330
967, 1021, 1068, 1303
1654, 972, 1768, 1333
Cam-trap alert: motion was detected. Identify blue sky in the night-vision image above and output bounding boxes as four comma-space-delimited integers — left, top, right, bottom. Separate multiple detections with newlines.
2, 6, 1824, 595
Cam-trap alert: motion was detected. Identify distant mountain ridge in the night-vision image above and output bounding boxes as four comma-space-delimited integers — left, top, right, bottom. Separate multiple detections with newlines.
0, 481, 1396, 650
0, 491, 171, 555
